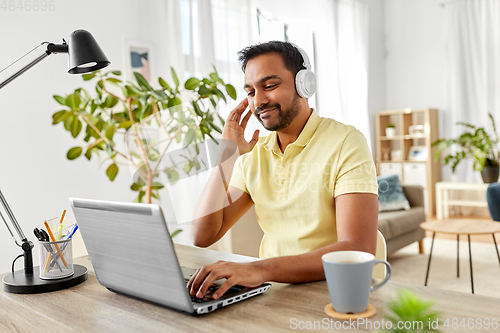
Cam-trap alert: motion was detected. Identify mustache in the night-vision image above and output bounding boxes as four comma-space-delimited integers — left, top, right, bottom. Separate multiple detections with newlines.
255, 104, 281, 115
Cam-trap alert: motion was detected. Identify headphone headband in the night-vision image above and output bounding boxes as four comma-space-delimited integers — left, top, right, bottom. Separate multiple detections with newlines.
290, 43, 316, 99
290, 43, 311, 70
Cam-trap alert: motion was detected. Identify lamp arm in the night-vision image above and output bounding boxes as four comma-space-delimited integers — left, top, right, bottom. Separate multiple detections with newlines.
0, 42, 68, 90
0, 52, 49, 90
0, 189, 34, 275
0, 189, 26, 242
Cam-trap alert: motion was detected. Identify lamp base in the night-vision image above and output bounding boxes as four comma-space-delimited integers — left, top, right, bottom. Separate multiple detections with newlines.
2, 264, 87, 294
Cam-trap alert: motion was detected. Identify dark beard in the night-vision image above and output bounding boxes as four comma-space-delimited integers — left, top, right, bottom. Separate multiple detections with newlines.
255, 95, 300, 131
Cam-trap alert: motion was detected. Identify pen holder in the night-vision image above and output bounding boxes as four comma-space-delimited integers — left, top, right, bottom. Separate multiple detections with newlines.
38, 238, 74, 280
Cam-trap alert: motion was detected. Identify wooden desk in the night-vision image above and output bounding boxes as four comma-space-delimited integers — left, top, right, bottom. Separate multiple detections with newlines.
2, 244, 500, 332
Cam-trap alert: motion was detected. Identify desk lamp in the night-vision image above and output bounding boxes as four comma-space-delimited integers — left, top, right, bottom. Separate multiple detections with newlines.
1, 29, 110, 293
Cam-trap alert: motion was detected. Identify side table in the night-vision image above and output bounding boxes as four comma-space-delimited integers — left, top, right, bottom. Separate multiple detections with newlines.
420, 220, 500, 294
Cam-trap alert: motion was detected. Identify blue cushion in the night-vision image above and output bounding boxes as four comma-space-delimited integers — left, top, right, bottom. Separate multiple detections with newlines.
377, 174, 410, 212
487, 182, 500, 222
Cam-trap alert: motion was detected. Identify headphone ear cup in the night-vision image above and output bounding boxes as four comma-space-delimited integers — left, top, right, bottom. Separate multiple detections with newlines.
295, 69, 316, 99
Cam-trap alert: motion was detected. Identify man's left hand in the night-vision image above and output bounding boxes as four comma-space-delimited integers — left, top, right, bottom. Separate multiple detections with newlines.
187, 260, 267, 300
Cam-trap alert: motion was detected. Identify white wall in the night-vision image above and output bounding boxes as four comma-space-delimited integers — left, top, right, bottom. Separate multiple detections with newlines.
384, 0, 447, 113
367, 0, 387, 158
0, 0, 150, 273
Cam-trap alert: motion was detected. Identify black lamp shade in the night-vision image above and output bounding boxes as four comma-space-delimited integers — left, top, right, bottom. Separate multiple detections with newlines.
68, 29, 110, 74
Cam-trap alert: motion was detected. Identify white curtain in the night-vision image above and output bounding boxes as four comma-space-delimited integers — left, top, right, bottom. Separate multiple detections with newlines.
328, 0, 372, 151
161, 0, 254, 251
444, 0, 500, 183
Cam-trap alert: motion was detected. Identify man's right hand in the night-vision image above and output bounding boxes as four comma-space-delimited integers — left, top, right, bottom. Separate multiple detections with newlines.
222, 98, 259, 155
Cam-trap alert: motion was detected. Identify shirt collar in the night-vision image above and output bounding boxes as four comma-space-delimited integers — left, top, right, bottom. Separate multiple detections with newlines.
263, 108, 321, 152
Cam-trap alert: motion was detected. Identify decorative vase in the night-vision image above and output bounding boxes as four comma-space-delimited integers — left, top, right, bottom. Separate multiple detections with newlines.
385, 128, 395, 138
481, 166, 500, 183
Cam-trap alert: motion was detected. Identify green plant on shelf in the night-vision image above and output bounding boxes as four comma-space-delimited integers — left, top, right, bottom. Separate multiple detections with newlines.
432, 113, 499, 172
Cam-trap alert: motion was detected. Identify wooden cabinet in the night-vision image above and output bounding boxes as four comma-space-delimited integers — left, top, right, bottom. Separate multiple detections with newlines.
376, 108, 441, 215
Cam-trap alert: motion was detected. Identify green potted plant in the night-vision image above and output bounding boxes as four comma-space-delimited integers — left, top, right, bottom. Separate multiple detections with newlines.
379, 289, 441, 333
432, 113, 499, 183
52, 67, 237, 203
386, 123, 396, 138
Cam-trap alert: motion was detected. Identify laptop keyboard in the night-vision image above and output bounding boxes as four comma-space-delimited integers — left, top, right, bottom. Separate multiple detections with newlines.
185, 278, 245, 303
186, 279, 219, 303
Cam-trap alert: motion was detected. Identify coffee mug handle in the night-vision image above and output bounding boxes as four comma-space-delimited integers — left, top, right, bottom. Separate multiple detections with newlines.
370, 260, 392, 292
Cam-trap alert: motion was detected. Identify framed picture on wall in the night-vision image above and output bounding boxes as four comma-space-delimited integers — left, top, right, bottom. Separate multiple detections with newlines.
122, 39, 153, 82
408, 145, 427, 161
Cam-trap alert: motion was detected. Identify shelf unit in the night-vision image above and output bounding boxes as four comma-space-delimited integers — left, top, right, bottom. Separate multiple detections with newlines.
375, 108, 441, 215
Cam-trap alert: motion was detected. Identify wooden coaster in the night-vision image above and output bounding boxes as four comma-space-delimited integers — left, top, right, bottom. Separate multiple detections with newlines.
324, 303, 376, 320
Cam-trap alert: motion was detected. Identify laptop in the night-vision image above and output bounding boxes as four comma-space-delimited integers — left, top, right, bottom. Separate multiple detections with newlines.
69, 197, 271, 315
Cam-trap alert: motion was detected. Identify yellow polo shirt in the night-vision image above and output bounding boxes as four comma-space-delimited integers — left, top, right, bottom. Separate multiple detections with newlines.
229, 109, 378, 259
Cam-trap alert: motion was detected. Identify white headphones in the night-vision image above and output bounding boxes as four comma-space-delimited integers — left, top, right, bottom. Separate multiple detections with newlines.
292, 43, 316, 99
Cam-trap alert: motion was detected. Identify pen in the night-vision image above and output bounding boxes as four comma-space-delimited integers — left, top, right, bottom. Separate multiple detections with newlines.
47, 224, 78, 271
44, 221, 68, 268
33, 228, 63, 273
57, 210, 67, 240
61, 223, 78, 240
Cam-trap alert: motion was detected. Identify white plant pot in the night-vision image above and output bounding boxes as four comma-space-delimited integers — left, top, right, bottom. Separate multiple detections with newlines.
385, 128, 395, 138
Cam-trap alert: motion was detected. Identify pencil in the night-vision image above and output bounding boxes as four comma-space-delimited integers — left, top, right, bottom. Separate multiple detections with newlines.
59, 210, 67, 225
44, 221, 68, 268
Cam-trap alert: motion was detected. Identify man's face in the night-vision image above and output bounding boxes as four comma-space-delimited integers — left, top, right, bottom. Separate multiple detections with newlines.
243, 52, 301, 131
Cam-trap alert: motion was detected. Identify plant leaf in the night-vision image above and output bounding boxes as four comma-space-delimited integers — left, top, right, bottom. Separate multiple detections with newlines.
225, 84, 237, 100
170, 229, 182, 238
185, 77, 201, 90
71, 118, 82, 138
118, 120, 134, 129
209, 120, 222, 134
84, 148, 92, 160
64, 115, 74, 131
67, 147, 82, 160
171, 67, 180, 88
103, 95, 119, 108
82, 73, 96, 81
210, 72, 222, 83
52, 110, 71, 125
191, 101, 203, 117
183, 128, 196, 148
166, 169, 179, 183
152, 89, 168, 100
159, 77, 170, 89
106, 77, 122, 85
66, 92, 81, 110
198, 85, 211, 96
215, 87, 227, 103
151, 182, 164, 190
134, 72, 153, 91
53, 95, 67, 106
130, 183, 142, 191
106, 163, 119, 181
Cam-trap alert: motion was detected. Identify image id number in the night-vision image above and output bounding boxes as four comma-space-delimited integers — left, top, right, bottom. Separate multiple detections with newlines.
1, 0, 56, 11
443, 318, 498, 330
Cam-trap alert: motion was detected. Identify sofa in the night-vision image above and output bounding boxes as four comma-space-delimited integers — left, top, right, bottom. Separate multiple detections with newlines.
378, 185, 426, 255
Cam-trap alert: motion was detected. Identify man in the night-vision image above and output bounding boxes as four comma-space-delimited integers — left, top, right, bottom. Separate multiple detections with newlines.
188, 41, 378, 300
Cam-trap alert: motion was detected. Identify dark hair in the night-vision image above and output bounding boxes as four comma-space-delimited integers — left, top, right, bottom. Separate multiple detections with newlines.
237, 41, 305, 75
